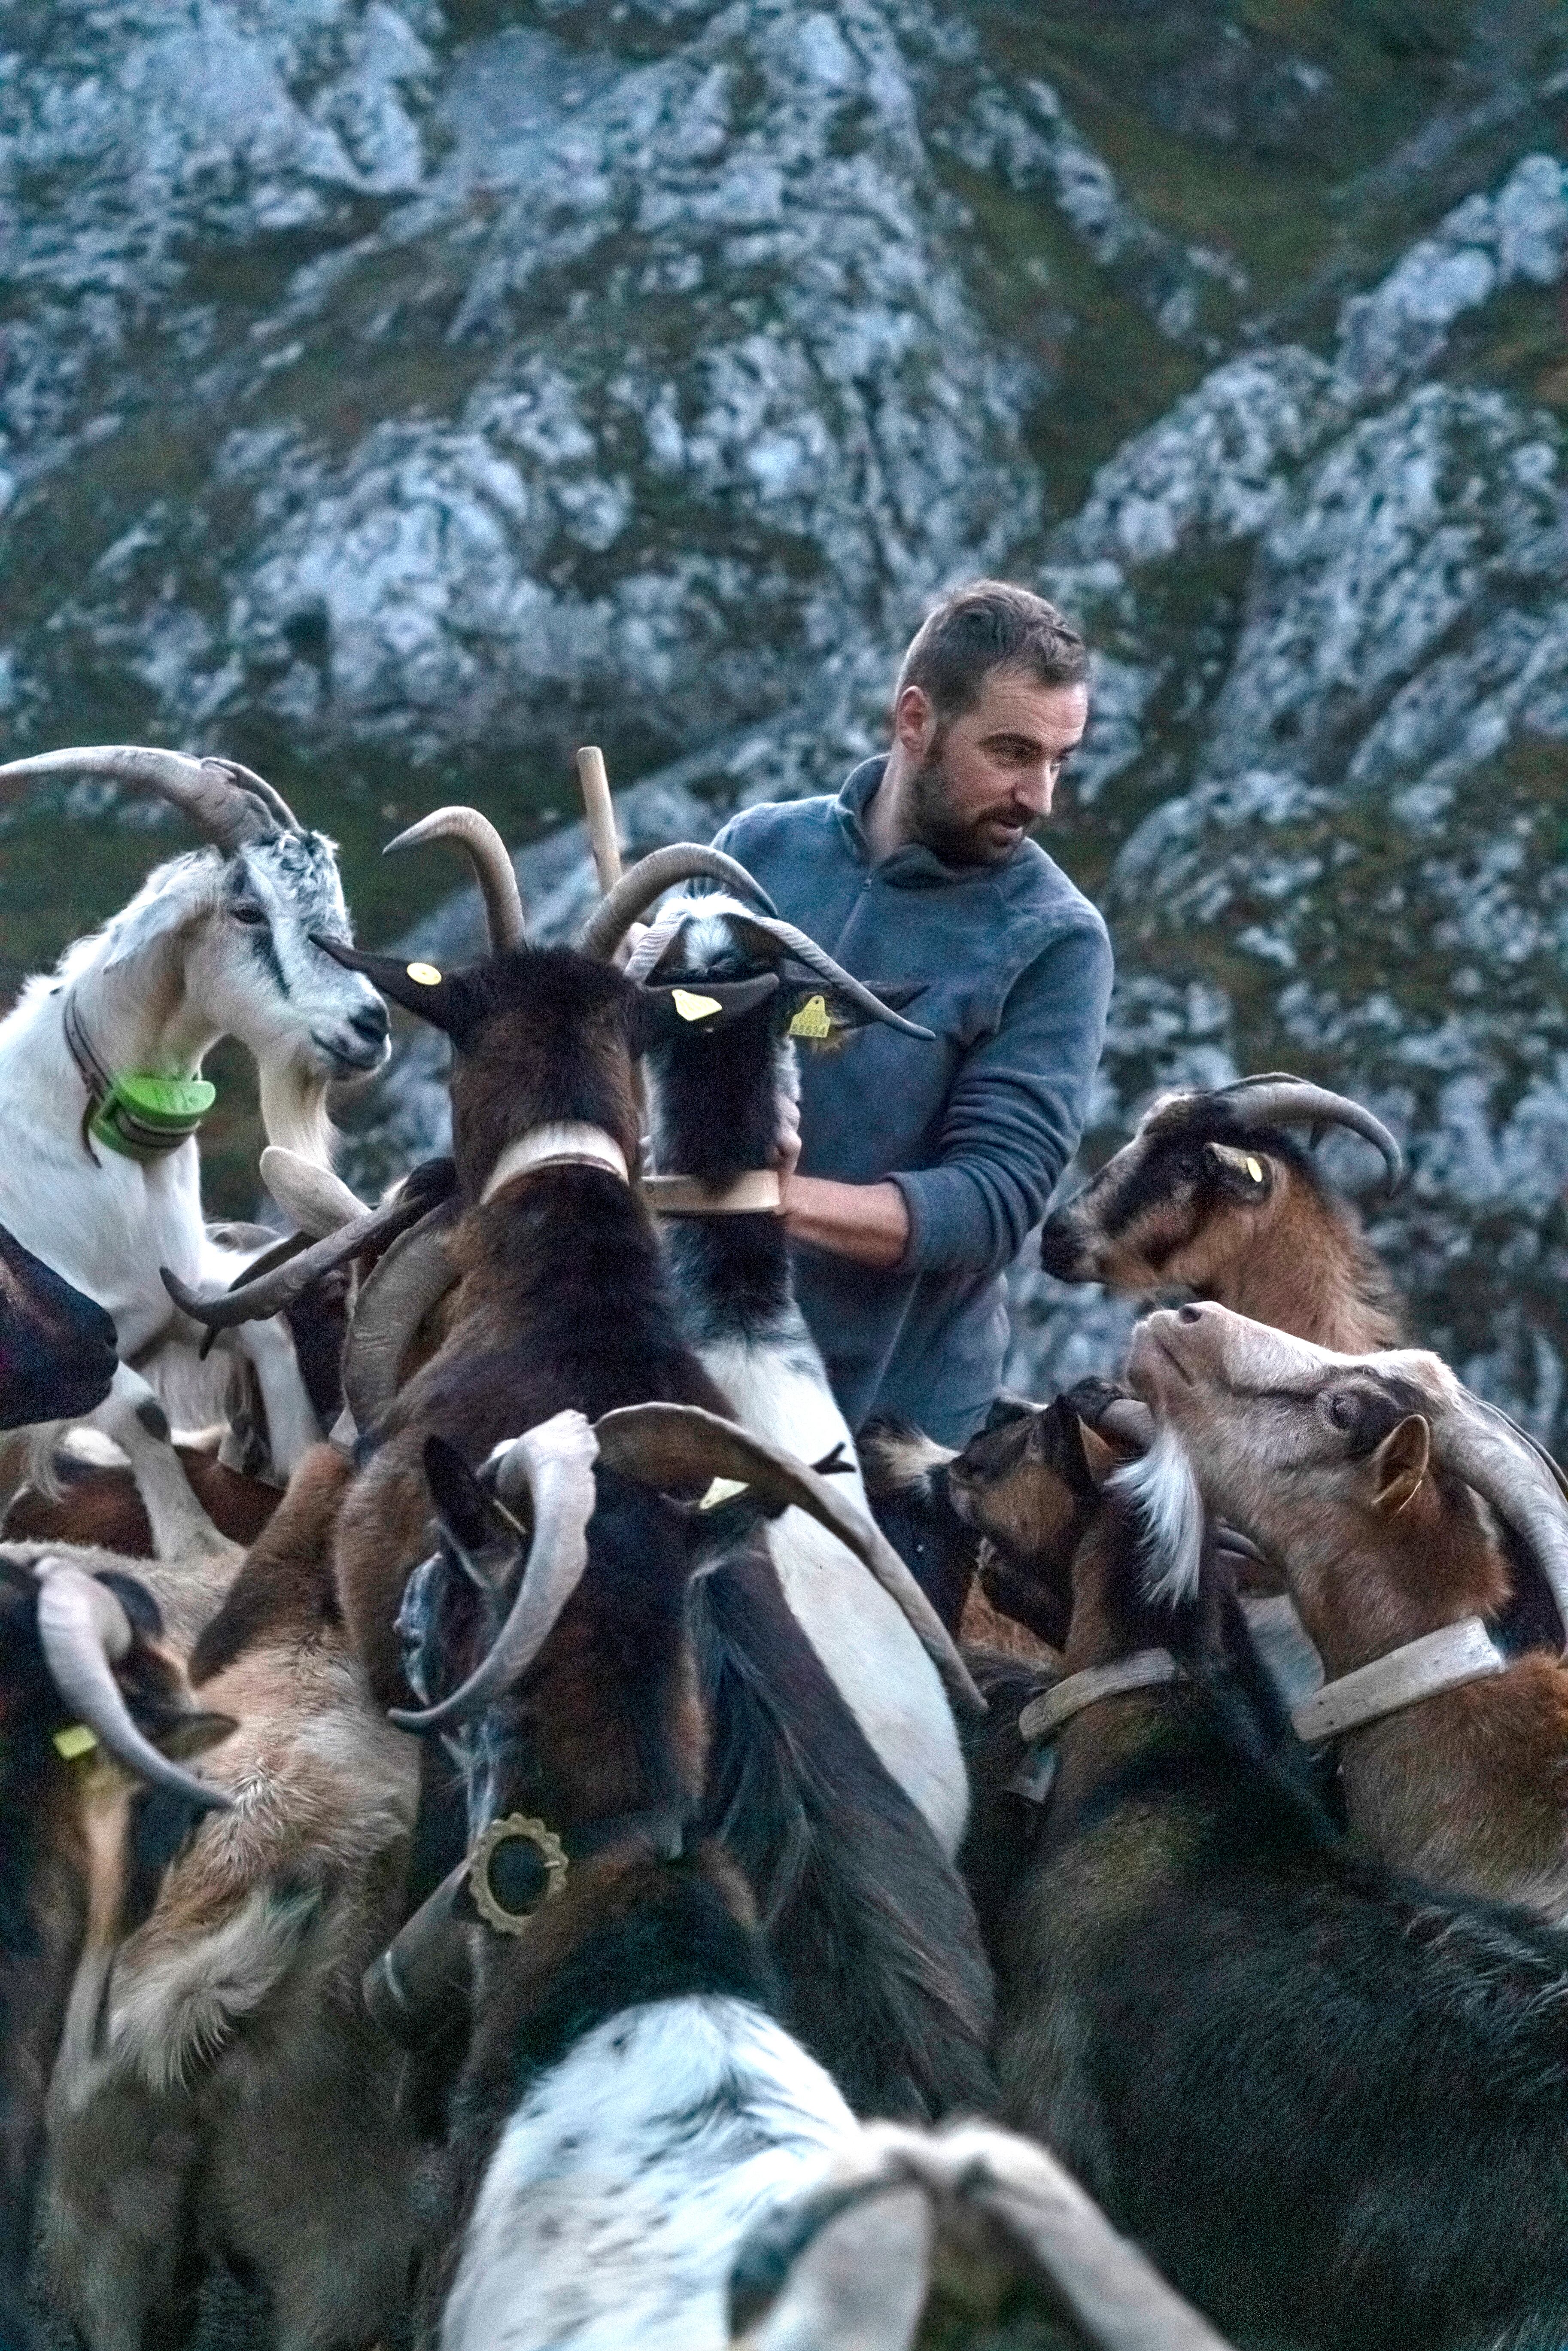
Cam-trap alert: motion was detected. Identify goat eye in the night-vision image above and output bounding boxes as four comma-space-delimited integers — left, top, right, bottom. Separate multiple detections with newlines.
1326, 1393, 1358, 1430
231, 901, 267, 926
1176, 1153, 1199, 1180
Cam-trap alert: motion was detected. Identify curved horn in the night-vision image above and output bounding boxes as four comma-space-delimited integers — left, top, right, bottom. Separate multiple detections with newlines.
577, 846, 779, 961
0, 747, 286, 855
199, 757, 303, 835
1214, 1075, 1403, 1196
161, 1188, 434, 1336
260, 1145, 371, 1239
384, 807, 526, 952
593, 1402, 985, 1715
1425, 1391, 1568, 1648
728, 914, 935, 1040
388, 1411, 601, 1731
342, 1204, 461, 1432
35, 1563, 234, 1811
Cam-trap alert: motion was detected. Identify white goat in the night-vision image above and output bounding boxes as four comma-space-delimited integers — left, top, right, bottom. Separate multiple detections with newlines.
0, 748, 389, 1551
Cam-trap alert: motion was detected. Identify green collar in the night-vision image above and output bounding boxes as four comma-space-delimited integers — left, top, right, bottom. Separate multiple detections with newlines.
64, 995, 215, 1165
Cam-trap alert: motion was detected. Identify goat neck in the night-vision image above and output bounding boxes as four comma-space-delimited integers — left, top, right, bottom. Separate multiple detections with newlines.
1194, 1160, 1399, 1354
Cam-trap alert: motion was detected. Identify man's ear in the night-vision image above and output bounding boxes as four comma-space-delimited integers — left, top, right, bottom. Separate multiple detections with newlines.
1203, 1141, 1274, 1201
630, 974, 779, 1052
1370, 1415, 1430, 1517
891, 681, 937, 760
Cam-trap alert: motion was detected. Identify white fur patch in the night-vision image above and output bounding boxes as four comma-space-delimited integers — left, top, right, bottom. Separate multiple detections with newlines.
699, 1335, 968, 1857
441, 1995, 854, 2351
1110, 1426, 1205, 1605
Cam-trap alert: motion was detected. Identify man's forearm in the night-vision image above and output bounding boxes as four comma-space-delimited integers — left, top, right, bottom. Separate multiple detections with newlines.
781, 1174, 910, 1269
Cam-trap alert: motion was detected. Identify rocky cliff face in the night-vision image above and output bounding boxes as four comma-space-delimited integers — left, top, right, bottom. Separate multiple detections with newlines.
2, 1, 1566, 1428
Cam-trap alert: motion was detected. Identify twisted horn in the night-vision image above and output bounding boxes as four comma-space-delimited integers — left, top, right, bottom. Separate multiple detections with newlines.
1213, 1075, 1403, 1196
260, 1146, 370, 1239
576, 846, 779, 960
389, 1411, 601, 1731
593, 1402, 985, 1715
1425, 1389, 1568, 1648
726, 914, 935, 1040
35, 1563, 234, 1811
0, 747, 290, 854
161, 1187, 435, 1336
384, 807, 526, 952
342, 1204, 460, 1431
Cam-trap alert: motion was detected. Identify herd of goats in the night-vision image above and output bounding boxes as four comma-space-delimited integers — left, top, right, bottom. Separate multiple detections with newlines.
4, 744, 1568, 2351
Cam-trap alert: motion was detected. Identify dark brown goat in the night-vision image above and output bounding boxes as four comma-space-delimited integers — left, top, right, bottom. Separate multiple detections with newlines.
190, 815, 995, 2123
1039, 1074, 1404, 1353
957, 1396, 1568, 2351
0, 1556, 231, 2351
3, 1443, 280, 1556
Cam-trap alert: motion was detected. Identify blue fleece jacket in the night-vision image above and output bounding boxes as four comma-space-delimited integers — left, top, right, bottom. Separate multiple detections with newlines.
713, 757, 1113, 1445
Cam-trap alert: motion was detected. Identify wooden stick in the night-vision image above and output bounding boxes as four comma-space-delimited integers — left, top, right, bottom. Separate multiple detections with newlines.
575, 745, 623, 891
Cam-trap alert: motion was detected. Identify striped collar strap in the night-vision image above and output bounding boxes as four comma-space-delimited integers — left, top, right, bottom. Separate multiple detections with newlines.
482, 1124, 630, 1203
1291, 1616, 1504, 1745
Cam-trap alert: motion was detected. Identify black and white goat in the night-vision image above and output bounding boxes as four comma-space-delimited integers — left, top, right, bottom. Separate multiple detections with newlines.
388, 1408, 868, 2351
0, 746, 388, 1548
188, 812, 994, 2119
583, 876, 968, 1856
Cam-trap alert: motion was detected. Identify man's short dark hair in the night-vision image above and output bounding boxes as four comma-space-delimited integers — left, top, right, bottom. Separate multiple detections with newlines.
894, 580, 1089, 722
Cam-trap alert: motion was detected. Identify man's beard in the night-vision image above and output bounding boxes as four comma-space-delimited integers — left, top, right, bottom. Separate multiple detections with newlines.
905, 736, 1025, 868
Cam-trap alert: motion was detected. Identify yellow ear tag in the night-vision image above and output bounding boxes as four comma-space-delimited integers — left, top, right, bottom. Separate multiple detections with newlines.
406, 962, 442, 987
1245, 1157, 1264, 1183
787, 994, 833, 1041
672, 988, 722, 1023
53, 1723, 98, 1761
699, 1476, 749, 1511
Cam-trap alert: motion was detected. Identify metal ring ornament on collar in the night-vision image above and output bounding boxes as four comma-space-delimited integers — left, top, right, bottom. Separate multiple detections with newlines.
468, 1813, 569, 1933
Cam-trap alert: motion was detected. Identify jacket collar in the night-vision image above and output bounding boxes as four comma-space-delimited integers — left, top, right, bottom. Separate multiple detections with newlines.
834, 755, 1033, 890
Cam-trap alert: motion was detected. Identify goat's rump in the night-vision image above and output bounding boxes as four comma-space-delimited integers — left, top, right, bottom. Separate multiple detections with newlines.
692, 1547, 996, 2122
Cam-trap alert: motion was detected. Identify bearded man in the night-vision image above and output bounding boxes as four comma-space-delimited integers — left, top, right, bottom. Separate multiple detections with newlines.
711, 579, 1112, 1446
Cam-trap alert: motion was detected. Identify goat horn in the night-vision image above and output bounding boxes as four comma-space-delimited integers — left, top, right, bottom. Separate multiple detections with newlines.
384, 807, 526, 952
260, 1146, 371, 1238
731, 915, 934, 1040
35, 1562, 234, 1811
1424, 1390, 1568, 1649
0, 747, 289, 855
389, 1411, 601, 1731
342, 1204, 460, 1432
161, 1188, 435, 1335
577, 846, 779, 960
593, 1402, 985, 1715
197, 756, 303, 835
1213, 1075, 1403, 1197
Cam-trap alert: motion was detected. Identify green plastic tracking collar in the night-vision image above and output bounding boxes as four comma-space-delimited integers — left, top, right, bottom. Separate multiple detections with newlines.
89, 1072, 217, 1163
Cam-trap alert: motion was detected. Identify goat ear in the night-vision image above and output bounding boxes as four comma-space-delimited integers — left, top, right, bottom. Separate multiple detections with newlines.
310, 934, 468, 1033
1370, 1414, 1430, 1516
101, 885, 206, 973
1077, 1423, 1122, 1486
630, 974, 779, 1052
1203, 1141, 1273, 1199
423, 1436, 511, 1571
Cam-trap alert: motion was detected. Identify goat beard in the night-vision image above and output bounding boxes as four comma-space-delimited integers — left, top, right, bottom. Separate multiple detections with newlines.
259, 1057, 336, 1170
1109, 1425, 1206, 1606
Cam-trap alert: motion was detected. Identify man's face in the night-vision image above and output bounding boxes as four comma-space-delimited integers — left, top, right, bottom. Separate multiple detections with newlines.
897, 667, 1089, 867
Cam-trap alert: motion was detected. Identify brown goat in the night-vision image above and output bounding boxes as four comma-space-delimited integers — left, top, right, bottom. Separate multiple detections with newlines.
1128, 1301, 1568, 1920
3, 1442, 281, 1556
1039, 1074, 1404, 1353
34, 1445, 425, 2351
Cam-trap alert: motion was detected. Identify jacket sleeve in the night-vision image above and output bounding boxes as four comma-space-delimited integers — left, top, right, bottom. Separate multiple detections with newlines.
890, 916, 1113, 1278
